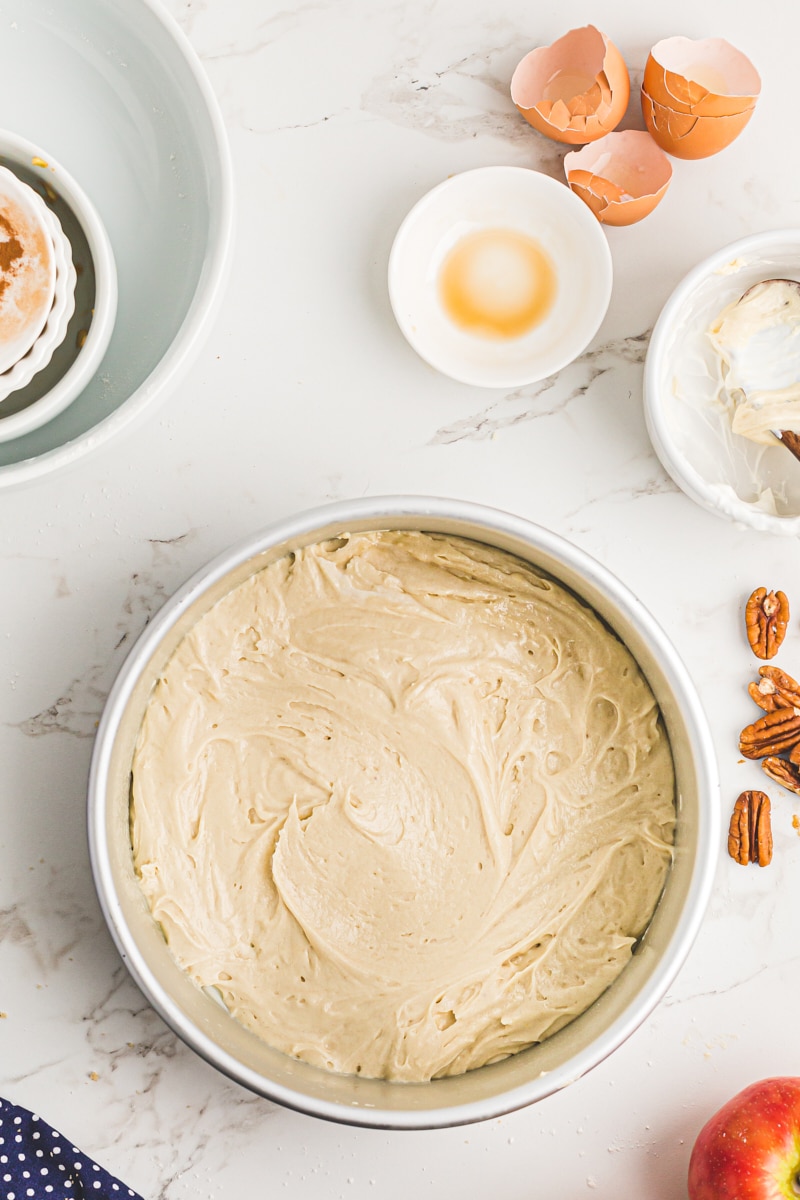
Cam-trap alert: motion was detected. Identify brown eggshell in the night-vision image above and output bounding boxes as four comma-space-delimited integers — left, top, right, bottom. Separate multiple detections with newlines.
643, 36, 760, 118
642, 88, 756, 159
564, 130, 672, 226
511, 25, 630, 145
641, 91, 696, 140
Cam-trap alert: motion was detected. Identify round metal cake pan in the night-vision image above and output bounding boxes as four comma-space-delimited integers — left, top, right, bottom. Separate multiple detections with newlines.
88, 496, 719, 1129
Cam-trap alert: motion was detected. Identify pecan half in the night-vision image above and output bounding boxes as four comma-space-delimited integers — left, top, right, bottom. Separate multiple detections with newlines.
762, 755, 800, 796
728, 790, 773, 866
739, 707, 800, 759
745, 587, 790, 659
748, 665, 800, 712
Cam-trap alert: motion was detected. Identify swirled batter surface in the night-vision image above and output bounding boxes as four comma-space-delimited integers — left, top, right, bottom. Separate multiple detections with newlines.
131, 531, 675, 1082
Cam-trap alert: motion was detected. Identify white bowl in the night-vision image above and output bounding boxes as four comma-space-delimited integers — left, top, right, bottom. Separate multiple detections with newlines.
388, 167, 613, 388
0, 0, 233, 486
0, 164, 56, 374
0, 133, 114, 441
0, 201, 77, 411
644, 229, 800, 535
88, 497, 718, 1129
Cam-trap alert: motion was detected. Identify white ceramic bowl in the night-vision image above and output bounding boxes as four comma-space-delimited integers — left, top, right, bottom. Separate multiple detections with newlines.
388, 167, 613, 388
645, 229, 800, 535
88, 497, 718, 1130
0, 201, 77, 411
0, 0, 233, 486
0, 165, 56, 373
0, 133, 115, 441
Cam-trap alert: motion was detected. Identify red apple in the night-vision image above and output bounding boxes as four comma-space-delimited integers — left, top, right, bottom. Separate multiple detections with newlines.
688, 1077, 800, 1199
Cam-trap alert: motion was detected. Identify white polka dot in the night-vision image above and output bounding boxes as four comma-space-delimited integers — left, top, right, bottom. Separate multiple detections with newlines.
94, 1185, 101, 1191
39, 1168, 47, 1176
30, 1134, 39, 1143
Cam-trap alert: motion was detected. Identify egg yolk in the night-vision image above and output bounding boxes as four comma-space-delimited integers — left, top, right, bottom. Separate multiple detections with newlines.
438, 227, 556, 340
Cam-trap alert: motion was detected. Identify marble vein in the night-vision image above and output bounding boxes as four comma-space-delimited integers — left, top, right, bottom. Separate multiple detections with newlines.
11, 537, 195, 741
429, 329, 652, 444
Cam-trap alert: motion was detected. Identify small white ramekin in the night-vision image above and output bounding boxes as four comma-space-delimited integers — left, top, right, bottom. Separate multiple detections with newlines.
0, 164, 56, 374
0, 200, 77, 411
0, 131, 117, 442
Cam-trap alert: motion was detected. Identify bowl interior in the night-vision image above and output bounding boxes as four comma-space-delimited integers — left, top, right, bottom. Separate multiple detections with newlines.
388, 167, 612, 388
91, 503, 717, 1128
0, 0, 230, 484
645, 230, 800, 532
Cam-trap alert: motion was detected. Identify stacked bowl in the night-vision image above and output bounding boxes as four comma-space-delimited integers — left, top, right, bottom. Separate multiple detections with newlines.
0, 164, 77, 407
0, 133, 118, 444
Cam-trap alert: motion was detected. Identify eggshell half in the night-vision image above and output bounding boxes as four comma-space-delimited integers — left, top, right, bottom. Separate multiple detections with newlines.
643, 37, 760, 118
511, 25, 630, 145
564, 130, 672, 225
642, 88, 756, 159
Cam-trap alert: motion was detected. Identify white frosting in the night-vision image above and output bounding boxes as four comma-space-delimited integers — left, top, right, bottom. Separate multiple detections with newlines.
648, 242, 800, 528
708, 279, 800, 444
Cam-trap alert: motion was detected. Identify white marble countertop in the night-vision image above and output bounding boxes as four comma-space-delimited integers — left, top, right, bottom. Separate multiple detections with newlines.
2, 0, 799, 1195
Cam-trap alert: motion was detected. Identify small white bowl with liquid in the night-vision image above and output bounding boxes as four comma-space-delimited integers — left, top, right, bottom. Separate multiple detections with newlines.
388, 166, 613, 389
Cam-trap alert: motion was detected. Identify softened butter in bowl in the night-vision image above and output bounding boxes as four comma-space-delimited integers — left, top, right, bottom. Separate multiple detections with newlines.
89, 497, 718, 1128
644, 229, 800, 535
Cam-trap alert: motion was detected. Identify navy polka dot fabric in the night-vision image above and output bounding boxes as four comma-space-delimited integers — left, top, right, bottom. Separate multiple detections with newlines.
0, 1098, 143, 1200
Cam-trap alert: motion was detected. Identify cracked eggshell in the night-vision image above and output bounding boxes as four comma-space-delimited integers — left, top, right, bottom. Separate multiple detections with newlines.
511, 25, 630, 145
641, 36, 760, 158
642, 90, 757, 159
564, 131, 672, 226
